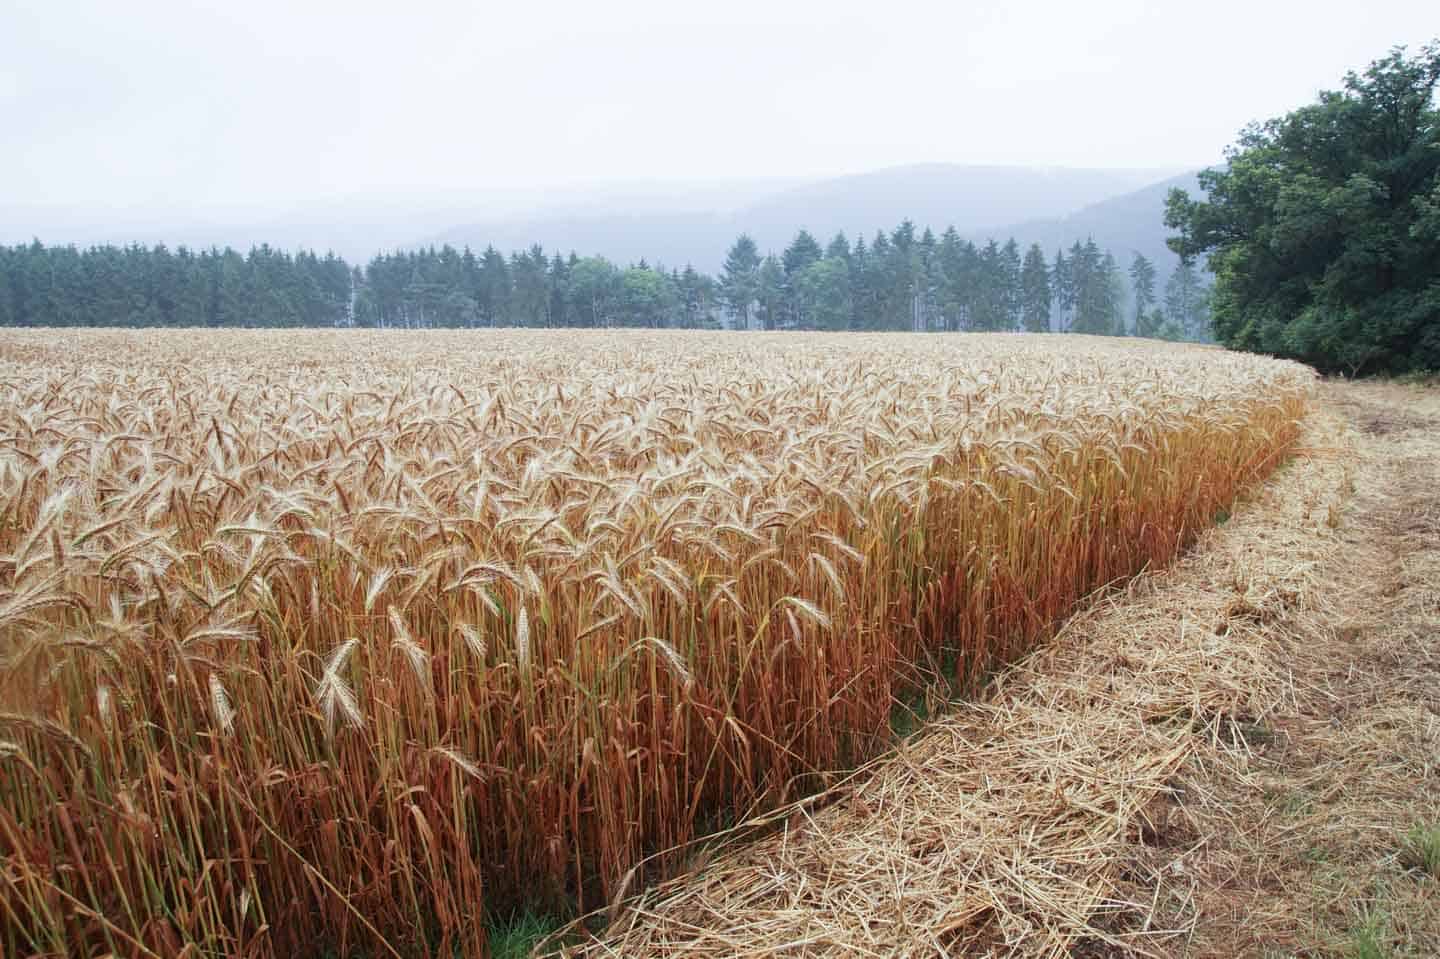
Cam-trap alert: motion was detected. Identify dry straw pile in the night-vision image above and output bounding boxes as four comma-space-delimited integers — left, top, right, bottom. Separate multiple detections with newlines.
0, 329, 1310, 957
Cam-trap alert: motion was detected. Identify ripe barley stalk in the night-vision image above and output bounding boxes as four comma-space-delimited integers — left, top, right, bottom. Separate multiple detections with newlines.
0, 329, 1310, 957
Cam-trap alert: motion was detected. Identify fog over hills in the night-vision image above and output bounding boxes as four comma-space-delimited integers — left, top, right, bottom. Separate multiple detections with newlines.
5, 164, 1197, 273
425, 164, 1189, 272
982, 171, 1204, 277
0, 176, 807, 264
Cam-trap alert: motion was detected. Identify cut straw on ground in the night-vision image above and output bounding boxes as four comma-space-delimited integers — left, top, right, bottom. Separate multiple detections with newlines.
558, 381, 1440, 957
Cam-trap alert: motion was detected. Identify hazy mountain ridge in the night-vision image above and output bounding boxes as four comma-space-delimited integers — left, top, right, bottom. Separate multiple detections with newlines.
0, 177, 809, 264
977, 172, 1204, 276
3, 164, 1204, 276
425, 164, 1192, 272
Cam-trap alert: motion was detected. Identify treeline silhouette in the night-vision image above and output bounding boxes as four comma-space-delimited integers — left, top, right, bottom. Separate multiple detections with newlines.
0, 242, 351, 329
1, 223, 1210, 338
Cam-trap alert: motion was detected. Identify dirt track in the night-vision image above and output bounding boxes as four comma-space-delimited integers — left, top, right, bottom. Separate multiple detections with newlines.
560, 380, 1440, 958
1150, 381, 1440, 957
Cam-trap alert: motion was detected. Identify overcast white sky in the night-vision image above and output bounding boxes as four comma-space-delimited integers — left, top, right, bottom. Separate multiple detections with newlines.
2, 0, 1435, 214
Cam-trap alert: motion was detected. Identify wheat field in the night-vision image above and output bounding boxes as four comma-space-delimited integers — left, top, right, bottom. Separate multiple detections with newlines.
0, 329, 1310, 957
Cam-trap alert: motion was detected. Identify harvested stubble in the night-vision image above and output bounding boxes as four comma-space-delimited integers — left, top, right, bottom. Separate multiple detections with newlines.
0, 329, 1310, 957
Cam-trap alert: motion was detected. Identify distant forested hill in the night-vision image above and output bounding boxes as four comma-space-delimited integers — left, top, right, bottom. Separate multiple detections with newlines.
980, 172, 1203, 278
3, 164, 1194, 276
1, 165, 1213, 338
425, 164, 1185, 273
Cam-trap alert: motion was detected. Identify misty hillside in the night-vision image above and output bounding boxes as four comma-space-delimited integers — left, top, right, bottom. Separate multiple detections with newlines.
0, 178, 806, 264
424, 164, 1187, 272
3, 164, 1203, 278
979, 172, 1204, 277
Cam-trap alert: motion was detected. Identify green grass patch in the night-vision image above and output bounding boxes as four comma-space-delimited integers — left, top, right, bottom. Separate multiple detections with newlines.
488, 912, 567, 959
1344, 909, 1393, 959
1398, 823, 1440, 878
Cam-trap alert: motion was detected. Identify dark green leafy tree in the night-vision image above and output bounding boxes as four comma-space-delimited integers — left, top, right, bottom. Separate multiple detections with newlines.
619, 264, 678, 327
1165, 41, 1440, 373
796, 256, 853, 331
568, 257, 620, 327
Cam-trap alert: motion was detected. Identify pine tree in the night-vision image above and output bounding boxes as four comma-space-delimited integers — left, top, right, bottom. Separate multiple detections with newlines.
757, 255, 785, 330
1020, 243, 1052, 332
850, 235, 873, 329
781, 230, 823, 277
1100, 251, 1124, 335
476, 247, 510, 326
1051, 248, 1072, 332
999, 238, 1023, 331
971, 239, 1004, 331
1128, 253, 1157, 336
547, 253, 570, 328
936, 227, 964, 331
718, 234, 760, 329
1164, 260, 1208, 341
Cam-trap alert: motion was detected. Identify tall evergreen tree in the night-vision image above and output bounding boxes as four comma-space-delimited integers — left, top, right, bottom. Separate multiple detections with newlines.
547, 253, 570, 327
718, 234, 761, 329
781, 230, 823, 277
850, 235, 874, 329
1070, 239, 1115, 335
1163, 259, 1208, 341
936, 227, 965, 331
1099, 251, 1124, 335
1020, 243, 1052, 332
1128, 253, 1157, 336
1051, 248, 1073, 332
476, 246, 510, 326
757, 255, 785, 330
6, 218, 1138, 338
970, 239, 1005, 331
998, 238, 1023, 331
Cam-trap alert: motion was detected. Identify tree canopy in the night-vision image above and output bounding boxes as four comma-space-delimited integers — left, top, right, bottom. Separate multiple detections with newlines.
4, 224, 1209, 339
1165, 42, 1440, 374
